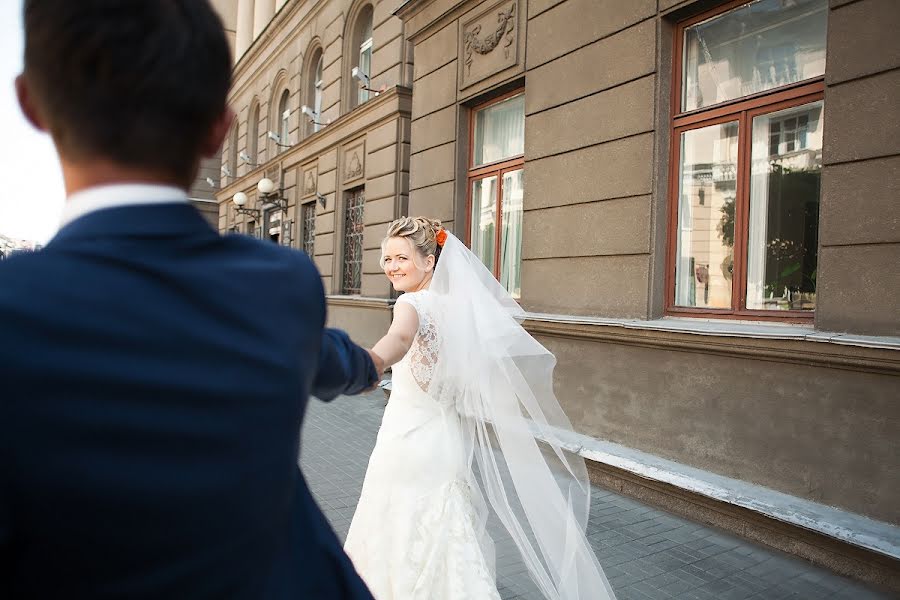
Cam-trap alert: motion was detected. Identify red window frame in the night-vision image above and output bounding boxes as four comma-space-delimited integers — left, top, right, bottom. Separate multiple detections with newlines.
665, 0, 825, 322
465, 89, 525, 282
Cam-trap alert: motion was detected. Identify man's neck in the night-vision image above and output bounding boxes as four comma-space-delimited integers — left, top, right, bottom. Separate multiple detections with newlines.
61, 158, 190, 198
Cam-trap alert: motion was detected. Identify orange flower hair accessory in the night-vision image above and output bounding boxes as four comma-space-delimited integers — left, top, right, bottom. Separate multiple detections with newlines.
435, 229, 448, 247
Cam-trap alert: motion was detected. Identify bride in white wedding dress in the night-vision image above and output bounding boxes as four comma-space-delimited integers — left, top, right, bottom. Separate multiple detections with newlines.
344, 217, 616, 600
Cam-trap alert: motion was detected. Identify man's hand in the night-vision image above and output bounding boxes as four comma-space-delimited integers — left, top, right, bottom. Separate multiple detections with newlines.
364, 349, 385, 392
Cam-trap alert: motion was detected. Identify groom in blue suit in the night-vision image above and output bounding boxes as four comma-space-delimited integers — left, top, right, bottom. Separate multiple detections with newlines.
0, 2, 379, 598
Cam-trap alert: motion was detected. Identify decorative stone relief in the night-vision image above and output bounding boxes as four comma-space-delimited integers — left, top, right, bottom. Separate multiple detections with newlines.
302, 164, 318, 198
265, 164, 282, 187
344, 144, 365, 183
460, 0, 519, 89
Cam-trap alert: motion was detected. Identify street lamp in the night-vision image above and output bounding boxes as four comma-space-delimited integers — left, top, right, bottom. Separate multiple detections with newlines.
257, 177, 288, 211
232, 190, 260, 219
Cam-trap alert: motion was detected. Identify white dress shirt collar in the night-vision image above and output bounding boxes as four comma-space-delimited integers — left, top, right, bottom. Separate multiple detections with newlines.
60, 183, 188, 230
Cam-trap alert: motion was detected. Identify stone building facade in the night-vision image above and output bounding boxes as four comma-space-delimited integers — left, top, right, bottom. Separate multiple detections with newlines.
216, 0, 899, 584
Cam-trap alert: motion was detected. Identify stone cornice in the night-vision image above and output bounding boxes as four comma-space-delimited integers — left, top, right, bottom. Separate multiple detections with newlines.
216, 86, 413, 202
394, 0, 480, 42
523, 317, 900, 377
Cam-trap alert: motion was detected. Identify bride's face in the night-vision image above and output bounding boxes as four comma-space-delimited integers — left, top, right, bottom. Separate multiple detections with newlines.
381, 236, 434, 292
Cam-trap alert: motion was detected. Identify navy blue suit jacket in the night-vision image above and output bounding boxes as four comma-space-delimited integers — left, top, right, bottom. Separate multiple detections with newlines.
0, 203, 376, 599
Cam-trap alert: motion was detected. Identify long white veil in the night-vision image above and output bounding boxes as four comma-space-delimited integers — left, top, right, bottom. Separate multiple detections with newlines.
426, 232, 617, 600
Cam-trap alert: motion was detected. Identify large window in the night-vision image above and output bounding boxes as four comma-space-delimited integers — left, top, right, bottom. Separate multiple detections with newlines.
350, 5, 373, 109
227, 124, 238, 181
342, 188, 365, 294
468, 91, 525, 298
668, 0, 826, 320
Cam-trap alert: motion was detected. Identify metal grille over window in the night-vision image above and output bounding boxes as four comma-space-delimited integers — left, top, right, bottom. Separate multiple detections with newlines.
302, 202, 316, 257
342, 189, 364, 294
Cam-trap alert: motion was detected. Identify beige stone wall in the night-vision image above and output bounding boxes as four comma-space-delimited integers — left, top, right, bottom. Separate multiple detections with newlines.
395, 0, 900, 525
816, 0, 900, 336
188, 156, 222, 203
210, 0, 239, 58
531, 324, 900, 524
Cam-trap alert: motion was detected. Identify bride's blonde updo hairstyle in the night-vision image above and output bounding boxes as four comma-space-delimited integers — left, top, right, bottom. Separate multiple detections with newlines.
380, 216, 444, 269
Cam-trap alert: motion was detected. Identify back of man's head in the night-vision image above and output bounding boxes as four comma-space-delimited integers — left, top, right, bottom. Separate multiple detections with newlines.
22, 0, 232, 186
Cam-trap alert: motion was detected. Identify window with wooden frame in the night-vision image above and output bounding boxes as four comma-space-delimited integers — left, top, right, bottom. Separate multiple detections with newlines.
467, 90, 525, 299
667, 0, 827, 320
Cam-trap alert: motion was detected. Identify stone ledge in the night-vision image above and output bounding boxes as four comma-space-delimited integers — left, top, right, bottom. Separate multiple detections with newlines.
586, 457, 900, 594
529, 424, 900, 592
523, 314, 900, 376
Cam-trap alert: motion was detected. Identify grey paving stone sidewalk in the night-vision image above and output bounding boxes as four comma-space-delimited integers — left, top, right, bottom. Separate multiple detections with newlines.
299, 389, 892, 600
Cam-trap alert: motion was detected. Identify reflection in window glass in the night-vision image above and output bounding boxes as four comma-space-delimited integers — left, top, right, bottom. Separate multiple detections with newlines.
470, 176, 498, 275
746, 101, 822, 311
473, 94, 525, 167
675, 122, 739, 309
682, 0, 827, 112
500, 169, 524, 298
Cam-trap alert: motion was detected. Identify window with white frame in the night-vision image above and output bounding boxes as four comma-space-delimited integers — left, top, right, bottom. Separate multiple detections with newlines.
305, 48, 324, 136
277, 89, 290, 152
351, 5, 374, 109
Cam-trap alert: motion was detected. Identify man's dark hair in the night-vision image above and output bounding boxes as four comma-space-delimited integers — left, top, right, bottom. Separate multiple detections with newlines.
23, 0, 232, 185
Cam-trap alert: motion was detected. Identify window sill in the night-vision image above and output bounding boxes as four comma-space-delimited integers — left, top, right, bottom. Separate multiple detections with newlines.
523, 312, 900, 351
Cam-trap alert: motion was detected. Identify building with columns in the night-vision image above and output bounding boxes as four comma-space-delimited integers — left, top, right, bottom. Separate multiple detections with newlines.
214, 0, 899, 589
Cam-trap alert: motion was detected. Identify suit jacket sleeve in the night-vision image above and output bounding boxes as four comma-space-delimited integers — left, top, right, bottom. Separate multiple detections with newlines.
312, 328, 378, 401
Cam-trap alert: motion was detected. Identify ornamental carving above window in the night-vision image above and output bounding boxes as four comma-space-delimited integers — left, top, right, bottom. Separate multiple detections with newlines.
304, 170, 317, 195
346, 151, 363, 179
463, 2, 515, 75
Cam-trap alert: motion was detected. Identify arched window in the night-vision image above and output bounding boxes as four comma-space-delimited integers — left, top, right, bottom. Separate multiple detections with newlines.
227, 124, 238, 180
277, 89, 290, 153
349, 5, 373, 109
248, 101, 260, 164
305, 48, 324, 136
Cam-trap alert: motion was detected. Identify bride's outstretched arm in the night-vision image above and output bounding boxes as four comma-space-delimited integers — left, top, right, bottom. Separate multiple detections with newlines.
370, 301, 418, 368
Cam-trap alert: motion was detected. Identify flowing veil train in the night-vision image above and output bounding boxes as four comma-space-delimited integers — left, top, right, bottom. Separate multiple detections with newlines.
425, 232, 617, 600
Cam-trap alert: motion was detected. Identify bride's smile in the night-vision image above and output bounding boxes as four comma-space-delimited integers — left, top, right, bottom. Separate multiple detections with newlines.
381, 235, 435, 293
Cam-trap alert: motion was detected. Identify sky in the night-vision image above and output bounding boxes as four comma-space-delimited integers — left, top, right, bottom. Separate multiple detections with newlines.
0, 0, 65, 244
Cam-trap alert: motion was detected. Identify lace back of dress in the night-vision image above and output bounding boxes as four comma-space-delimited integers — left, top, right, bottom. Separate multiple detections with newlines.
401, 292, 441, 393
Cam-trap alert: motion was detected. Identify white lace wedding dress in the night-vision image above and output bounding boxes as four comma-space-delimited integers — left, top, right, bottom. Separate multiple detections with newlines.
344, 289, 501, 600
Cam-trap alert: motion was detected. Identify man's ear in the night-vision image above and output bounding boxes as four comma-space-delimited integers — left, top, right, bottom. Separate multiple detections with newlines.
201, 107, 235, 157
16, 74, 48, 133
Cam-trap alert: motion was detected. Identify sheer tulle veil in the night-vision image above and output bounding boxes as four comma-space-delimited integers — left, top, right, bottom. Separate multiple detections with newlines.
425, 232, 617, 600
